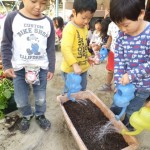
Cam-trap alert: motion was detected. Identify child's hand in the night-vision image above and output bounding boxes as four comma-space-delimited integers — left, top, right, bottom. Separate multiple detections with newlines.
72, 63, 82, 74
92, 44, 100, 51
120, 73, 130, 85
88, 56, 95, 66
114, 88, 117, 93
4, 68, 16, 78
102, 45, 107, 48
104, 9, 110, 19
47, 72, 54, 80
91, 43, 96, 47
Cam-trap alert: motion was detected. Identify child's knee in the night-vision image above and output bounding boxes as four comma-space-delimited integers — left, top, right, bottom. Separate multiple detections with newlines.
36, 98, 46, 106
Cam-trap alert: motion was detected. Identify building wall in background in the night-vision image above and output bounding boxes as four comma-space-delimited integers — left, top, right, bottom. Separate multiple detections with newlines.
62, 0, 110, 21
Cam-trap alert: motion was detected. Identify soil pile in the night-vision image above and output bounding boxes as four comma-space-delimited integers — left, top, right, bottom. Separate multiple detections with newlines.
64, 100, 128, 150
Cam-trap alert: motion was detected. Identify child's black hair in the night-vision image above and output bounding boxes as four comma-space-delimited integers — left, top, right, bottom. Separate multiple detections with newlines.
144, 0, 150, 21
73, 0, 97, 15
100, 17, 111, 40
94, 19, 101, 25
110, 0, 145, 23
56, 16, 64, 31
69, 14, 74, 20
19, 2, 24, 9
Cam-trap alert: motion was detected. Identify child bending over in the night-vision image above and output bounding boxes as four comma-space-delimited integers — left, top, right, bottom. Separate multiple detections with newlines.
110, 0, 150, 130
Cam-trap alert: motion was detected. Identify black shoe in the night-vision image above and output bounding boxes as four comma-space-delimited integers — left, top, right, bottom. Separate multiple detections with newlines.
36, 115, 51, 131
18, 116, 33, 133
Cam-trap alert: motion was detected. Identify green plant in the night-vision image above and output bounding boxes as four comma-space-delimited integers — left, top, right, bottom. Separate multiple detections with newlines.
0, 70, 14, 119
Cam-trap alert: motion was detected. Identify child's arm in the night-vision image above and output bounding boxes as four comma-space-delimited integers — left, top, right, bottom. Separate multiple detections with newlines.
121, 55, 150, 85
122, 38, 150, 85
89, 31, 96, 48
1, 13, 13, 71
104, 9, 109, 19
47, 20, 55, 80
72, 63, 82, 74
61, 25, 79, 70
114, 33, 126, 87
127, 57, 150, 83
1, 12, 16, 78
115, 33, 150, 86
46, 19, 56, 74
105, 36, 112, 49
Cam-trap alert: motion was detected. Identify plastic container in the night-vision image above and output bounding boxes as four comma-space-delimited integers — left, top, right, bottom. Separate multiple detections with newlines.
65, 73, 82, 101
113, 83, 135, 120
122, 102, 150, 135
57, 90, 139, 150
99, 47, 109, 62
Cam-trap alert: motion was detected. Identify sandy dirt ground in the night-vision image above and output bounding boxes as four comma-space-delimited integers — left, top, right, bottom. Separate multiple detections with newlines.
0, 51, 150, 150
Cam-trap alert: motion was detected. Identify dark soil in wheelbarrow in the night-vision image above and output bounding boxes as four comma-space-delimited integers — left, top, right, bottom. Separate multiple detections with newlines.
63, 99, 128, 150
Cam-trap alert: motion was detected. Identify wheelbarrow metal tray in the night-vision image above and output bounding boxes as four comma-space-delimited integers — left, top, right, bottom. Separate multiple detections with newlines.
57, 90, 139, 150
